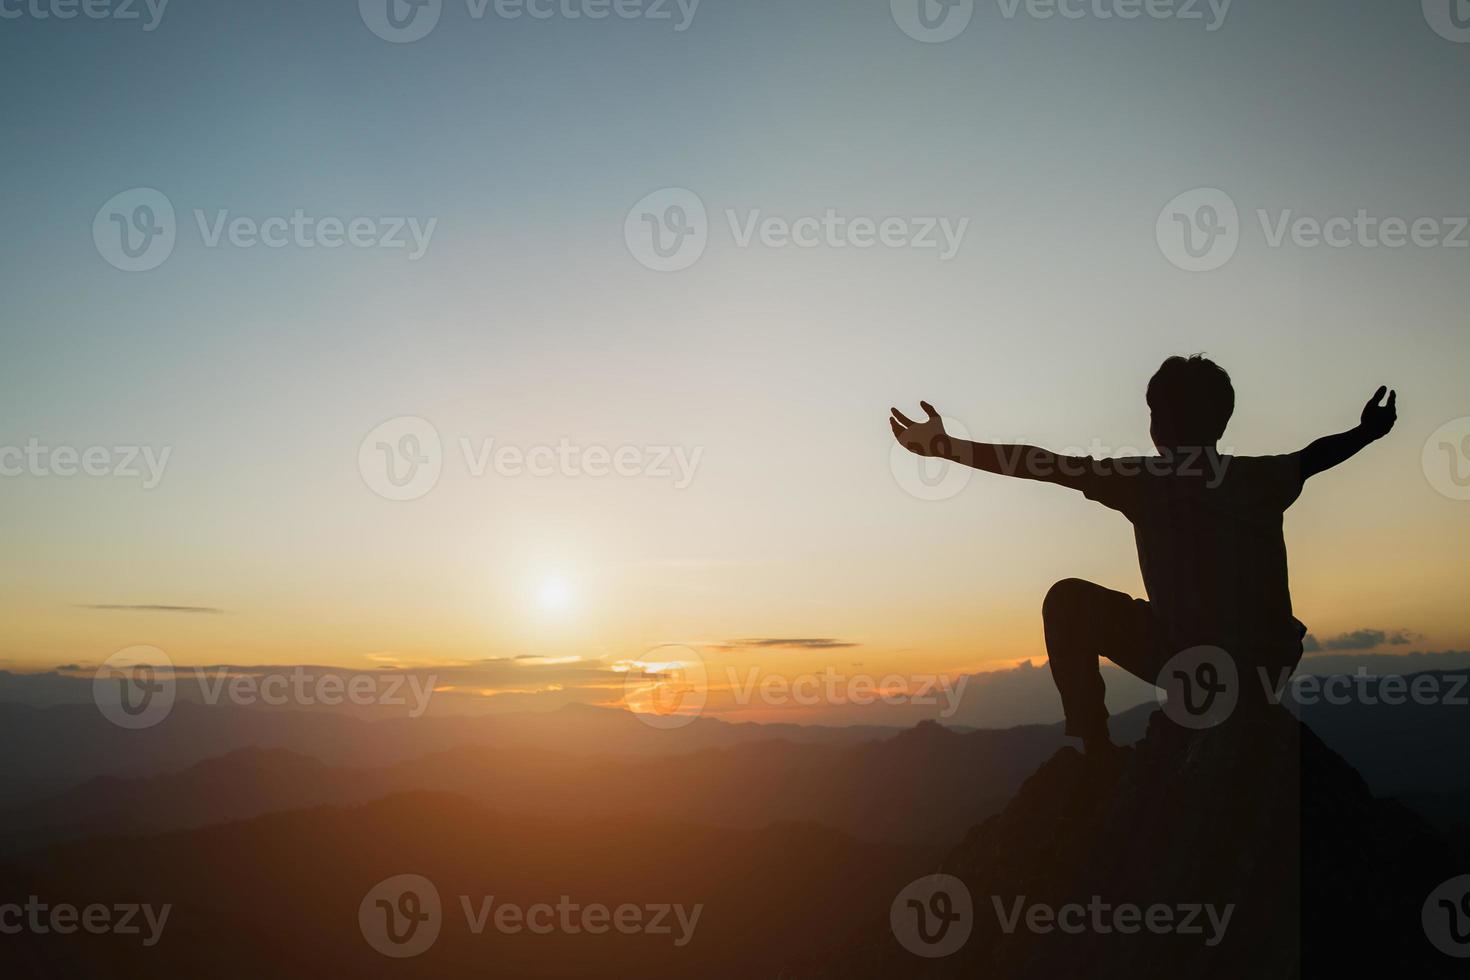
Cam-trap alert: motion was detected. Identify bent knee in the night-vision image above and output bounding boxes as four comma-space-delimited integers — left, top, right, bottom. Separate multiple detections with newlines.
1043, 577, 1097, 623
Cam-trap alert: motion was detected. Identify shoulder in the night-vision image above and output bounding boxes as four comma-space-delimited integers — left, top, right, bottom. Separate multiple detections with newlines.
1222, 453, 1301, 476
1070, 456, 1153, 511
1217, 452, 1304, 505
1071, 456, 1153, 482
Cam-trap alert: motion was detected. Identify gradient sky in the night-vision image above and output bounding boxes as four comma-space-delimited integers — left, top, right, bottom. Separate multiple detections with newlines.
2, 1, 1468, 705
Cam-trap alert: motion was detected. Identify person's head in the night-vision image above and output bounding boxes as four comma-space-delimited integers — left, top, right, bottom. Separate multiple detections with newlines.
1146, 354, 1234, 451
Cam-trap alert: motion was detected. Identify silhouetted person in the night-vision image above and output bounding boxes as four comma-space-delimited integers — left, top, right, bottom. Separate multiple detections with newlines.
891, 355, 1397, 755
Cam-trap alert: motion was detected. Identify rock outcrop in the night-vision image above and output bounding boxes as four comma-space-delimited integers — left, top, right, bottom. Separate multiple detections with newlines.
819, 707, 1460, 979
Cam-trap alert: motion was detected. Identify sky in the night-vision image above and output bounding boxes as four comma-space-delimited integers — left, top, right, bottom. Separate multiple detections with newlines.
1, 0, 1468, 717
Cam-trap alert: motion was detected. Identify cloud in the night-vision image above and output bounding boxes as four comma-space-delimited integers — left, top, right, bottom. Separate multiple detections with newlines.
725, 638, 859, 650
4, 648, 1470, 724
1302, 628, 1420, 652
78, 604, 226, 614
1295, 648, 1470, 676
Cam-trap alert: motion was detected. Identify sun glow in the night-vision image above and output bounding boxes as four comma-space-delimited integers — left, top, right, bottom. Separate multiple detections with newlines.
537, 575, 574, 616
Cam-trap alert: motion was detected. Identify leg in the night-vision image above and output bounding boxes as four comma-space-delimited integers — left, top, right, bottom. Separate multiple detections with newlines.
1043, 578, 1161, 751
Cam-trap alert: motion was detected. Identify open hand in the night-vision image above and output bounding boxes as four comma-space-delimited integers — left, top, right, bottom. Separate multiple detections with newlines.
1360, 386, 1397, 440
890, 401, 952, 458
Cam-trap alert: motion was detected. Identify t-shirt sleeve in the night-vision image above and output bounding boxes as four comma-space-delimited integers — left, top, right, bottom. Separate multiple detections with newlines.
1065, 456, 1147, 517
1252, 453, 1306, 511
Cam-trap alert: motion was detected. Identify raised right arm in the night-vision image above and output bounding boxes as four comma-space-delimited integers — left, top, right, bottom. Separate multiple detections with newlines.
889, 402, 1086, 488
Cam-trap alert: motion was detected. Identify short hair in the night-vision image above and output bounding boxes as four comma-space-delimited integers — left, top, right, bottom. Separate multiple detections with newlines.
1147, 355, 1234, 445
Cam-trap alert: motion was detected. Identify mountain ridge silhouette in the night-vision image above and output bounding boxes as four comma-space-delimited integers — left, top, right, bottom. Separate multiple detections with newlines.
816, 707, 1460, 978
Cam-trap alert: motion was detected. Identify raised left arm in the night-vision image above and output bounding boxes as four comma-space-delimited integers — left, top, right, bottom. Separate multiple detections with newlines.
1300, 386, 1396, 480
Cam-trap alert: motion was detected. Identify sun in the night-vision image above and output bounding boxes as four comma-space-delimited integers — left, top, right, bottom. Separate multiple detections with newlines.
536, 575, 574, 615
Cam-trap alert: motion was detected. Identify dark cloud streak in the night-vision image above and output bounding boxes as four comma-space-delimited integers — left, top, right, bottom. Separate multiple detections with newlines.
78, 604, 226, 615
1303, 628, 1420, 652
727, 638, 859, 650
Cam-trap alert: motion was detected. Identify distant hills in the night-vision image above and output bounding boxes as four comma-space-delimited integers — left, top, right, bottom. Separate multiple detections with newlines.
0, 712, 1081, 852
0, 699, 902, 811
2, 670, 1467, 854
2, 794, 938, 979
0, 667, 1465, 977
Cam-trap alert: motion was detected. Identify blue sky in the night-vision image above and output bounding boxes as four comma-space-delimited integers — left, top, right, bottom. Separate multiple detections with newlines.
2, 0, 1468, 678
